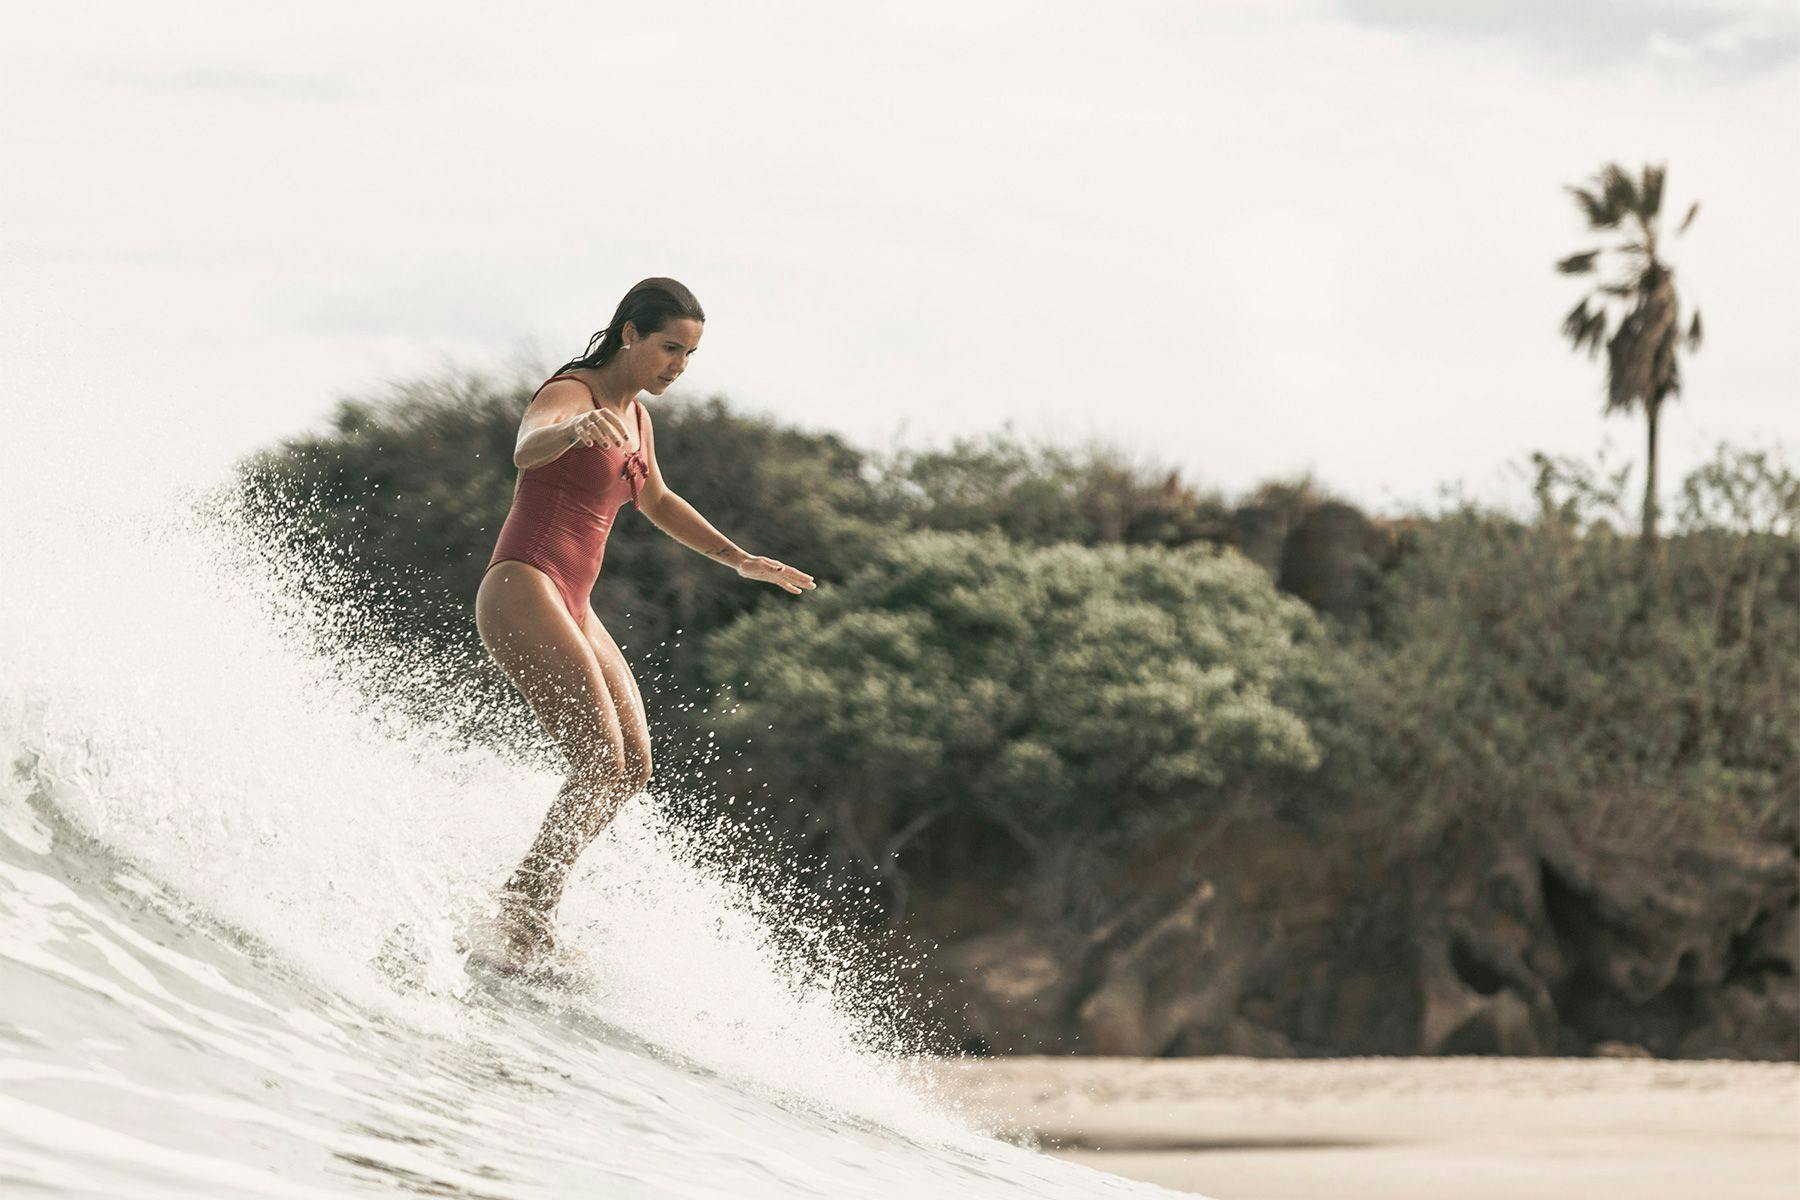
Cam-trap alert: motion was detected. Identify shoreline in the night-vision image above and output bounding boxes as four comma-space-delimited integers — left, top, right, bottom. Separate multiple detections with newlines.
924, 1054, 1800, 1200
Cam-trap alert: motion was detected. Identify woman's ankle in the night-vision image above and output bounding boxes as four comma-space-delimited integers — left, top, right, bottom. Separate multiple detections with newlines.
501, 859, 567, 911
492, 889, 558, 951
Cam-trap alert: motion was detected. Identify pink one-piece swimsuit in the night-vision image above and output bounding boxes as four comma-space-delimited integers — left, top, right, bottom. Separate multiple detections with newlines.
483, 375, 648, 623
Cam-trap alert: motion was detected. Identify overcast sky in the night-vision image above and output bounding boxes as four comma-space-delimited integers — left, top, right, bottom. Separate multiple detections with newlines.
4, 0, 1795, 512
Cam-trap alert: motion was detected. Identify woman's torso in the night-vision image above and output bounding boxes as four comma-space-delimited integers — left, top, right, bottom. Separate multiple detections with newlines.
483, 373, 649, 613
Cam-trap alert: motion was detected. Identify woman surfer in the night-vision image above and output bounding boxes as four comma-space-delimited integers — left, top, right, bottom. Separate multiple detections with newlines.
472, 276, 814, 972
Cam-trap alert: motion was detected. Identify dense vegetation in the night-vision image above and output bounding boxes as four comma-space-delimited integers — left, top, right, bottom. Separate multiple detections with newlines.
235, 368, 1798, 1058
704, 532, 1331, 921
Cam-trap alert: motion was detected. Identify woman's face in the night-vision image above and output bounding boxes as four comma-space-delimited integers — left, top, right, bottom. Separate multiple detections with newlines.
626, 317, 702, 394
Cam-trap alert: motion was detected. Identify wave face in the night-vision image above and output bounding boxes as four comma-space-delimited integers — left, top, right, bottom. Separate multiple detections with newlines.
0, 372, 1180, 1198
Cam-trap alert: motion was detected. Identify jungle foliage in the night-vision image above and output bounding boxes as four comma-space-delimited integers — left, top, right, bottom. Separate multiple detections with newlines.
238, 370, 1799, 931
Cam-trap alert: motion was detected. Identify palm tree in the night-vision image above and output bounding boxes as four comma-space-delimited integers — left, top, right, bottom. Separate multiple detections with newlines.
1557, 162, 1704, 547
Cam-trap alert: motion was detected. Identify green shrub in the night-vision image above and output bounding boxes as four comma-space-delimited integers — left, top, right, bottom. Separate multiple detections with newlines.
1324, 444, 1799, 850
700, 530, 1332, 916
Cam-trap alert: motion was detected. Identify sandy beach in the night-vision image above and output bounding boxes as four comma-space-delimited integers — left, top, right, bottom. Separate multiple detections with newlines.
928, 1055, 1800, 1200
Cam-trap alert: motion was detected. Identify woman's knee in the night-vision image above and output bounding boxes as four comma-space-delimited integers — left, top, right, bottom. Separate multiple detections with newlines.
604, 741, 655, 798
572, 742, 656, 804
565, 732, 630, 789
567, 745, 649, 797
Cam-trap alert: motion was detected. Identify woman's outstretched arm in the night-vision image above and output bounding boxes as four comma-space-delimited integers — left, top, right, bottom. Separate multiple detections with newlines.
635, 406, 815, 594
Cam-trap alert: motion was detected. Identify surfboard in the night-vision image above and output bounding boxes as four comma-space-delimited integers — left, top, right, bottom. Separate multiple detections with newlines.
455, 905, 599, 994
463, 942, 598, 995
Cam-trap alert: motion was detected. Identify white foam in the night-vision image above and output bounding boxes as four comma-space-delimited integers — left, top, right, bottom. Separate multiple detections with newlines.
0, 349, 1180, 1197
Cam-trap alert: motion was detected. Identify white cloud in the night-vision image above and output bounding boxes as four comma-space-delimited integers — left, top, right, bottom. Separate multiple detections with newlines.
1336, 0, 1800, 77
2, 0, 1794, 511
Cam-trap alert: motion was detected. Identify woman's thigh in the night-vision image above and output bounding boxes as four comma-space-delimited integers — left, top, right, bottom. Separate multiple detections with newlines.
475, 562, 626, 779
579, 606, 652, 784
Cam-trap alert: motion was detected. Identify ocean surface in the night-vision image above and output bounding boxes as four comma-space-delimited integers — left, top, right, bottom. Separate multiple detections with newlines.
0, 385, 1185, 1198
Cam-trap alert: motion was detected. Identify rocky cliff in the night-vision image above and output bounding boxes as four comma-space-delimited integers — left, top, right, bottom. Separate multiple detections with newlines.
913, 810, 1797, 1060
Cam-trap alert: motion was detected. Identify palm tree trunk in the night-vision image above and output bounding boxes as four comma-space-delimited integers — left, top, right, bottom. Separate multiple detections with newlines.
1642, 398, 1662, 547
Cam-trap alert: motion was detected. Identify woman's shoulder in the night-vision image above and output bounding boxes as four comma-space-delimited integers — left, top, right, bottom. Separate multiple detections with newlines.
542, 372, 600, 407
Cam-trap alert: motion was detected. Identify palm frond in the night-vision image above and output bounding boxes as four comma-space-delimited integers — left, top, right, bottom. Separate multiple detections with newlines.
1582, 309, 1608, 356
1562, 298, 1608, 359
1677, 200, 1700, 234
1640, 163, 1666, 222
1566, 184, 1619, 230
1560, 298, 1590, 342
1601, 164, 1639, 223
1687, 309, 1703, 351
1605, 276, 1682, 413
1556, 251, 1600, 275
1605, 317, 1645, 414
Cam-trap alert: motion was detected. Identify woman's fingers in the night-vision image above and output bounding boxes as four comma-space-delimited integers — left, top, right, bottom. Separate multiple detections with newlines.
756, 558, 816, 592
775, 560, 815, 588
730, 555, 814, 594
595, 409, 630, 444
571, 409, 631, 448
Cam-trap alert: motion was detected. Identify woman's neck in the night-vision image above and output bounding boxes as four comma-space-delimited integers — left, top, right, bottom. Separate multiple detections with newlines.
575, 362, 638, 416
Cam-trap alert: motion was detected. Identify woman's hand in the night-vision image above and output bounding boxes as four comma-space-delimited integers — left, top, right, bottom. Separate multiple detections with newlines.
564, 408, 632, 449
735, 555, 816, 595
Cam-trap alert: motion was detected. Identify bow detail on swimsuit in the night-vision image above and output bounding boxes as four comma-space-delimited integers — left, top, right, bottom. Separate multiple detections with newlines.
622, 450, 648, 504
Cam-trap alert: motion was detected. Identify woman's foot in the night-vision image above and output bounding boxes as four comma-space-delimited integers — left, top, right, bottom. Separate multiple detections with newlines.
466, 890, 558, 975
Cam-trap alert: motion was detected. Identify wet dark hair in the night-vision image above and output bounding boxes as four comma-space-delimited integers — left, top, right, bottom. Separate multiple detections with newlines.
551, 277, 705, 376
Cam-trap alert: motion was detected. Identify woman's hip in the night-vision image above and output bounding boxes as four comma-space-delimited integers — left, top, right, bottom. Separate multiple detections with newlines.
476, 560, 592, 659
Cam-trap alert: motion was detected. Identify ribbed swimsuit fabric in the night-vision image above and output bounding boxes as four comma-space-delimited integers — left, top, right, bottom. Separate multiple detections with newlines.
483, 375, 649, 623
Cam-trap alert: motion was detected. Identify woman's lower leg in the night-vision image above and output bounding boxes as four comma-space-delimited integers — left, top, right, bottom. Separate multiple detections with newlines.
502, 767, 638, 916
